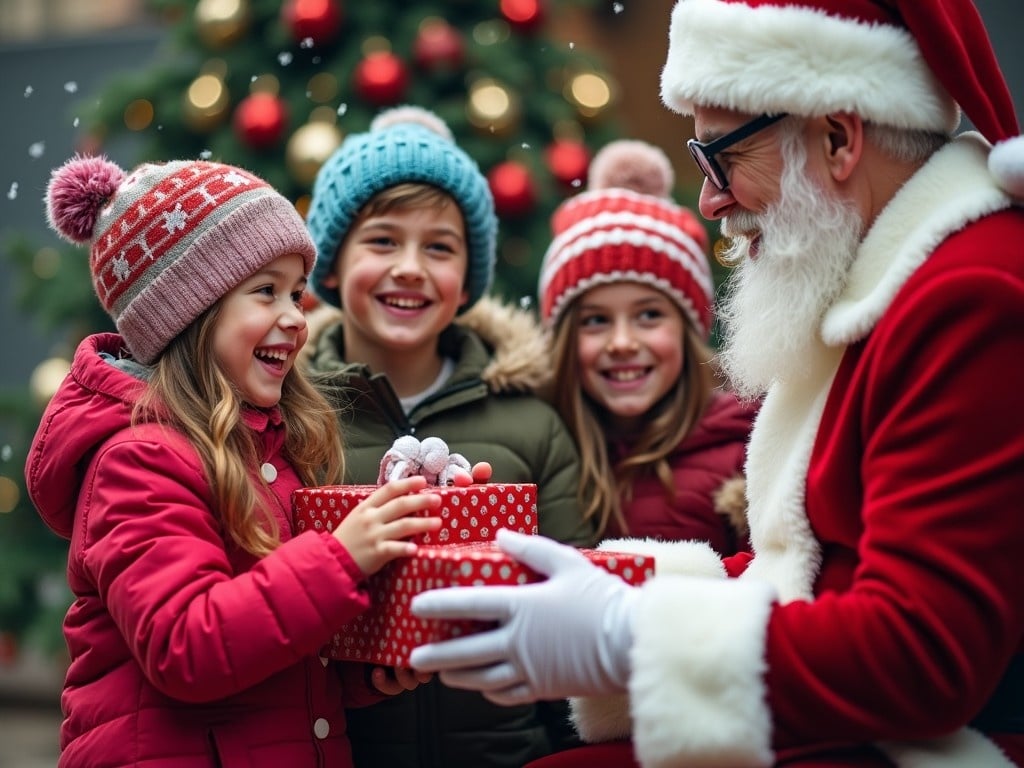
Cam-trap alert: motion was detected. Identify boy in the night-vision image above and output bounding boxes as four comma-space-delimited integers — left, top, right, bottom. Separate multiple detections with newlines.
304, 106, 595, 768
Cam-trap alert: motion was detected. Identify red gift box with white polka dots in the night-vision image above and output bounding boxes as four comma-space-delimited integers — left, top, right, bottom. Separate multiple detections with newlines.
292, 483, 539, 545
324, 541, 656, 667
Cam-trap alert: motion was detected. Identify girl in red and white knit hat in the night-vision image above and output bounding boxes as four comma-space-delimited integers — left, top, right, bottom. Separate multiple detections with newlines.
28, 154, 452, 767
538, 139, 756, 552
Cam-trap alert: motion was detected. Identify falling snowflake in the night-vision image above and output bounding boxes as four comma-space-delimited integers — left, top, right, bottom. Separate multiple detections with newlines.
64, 81, 78, 93
73, 117, 80, 127
24, 85, 33, 97
300, 37, 314, 49
278, 51, 293, 66
28, 141, 45, 158
200, 149, 213, 159
337, 103, 348, 117
613, 2, 625, 13
571, 178, 583, 187
7, 182, 17, 200
520, 142, 531, 149
519, 296, 533, 310
1, 444, 11, 462
569, 41, 575, 50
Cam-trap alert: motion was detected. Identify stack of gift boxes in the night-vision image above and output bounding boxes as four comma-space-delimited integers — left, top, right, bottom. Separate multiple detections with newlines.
293, 483, 655, 666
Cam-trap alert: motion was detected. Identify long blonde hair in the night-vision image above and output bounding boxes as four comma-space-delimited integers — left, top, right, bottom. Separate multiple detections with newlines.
135, 302, 345, 557
550, 297, 716, 539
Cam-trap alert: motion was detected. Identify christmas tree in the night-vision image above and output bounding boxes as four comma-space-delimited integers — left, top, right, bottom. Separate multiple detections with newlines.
1, 0, 627, 659
90, 0, 623, 298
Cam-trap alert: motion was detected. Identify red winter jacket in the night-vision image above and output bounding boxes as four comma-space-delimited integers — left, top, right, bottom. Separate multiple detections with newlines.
26, 333, 383, 767
605, 390, 756, 555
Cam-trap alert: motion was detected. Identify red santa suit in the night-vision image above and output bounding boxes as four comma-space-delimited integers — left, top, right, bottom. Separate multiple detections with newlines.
570, 132, 1024, 766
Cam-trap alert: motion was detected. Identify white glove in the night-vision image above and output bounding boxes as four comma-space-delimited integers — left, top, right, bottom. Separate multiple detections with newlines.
409, 529, 638, 705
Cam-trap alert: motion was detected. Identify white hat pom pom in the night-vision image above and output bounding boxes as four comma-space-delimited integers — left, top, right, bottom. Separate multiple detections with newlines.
370, 105, 454, 143
588, 139, 675, 198
989, 135, 1024, 198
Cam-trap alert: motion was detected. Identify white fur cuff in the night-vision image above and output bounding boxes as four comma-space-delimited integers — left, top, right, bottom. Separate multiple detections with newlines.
630, 576, 777, 768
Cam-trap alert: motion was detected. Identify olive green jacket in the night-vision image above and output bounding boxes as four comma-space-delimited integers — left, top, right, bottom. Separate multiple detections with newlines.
303, 296, 595, 768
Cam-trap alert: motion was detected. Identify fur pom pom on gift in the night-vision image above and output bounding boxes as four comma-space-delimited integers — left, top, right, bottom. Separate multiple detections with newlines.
46, 155, 126, 244
587, 139, 675, 199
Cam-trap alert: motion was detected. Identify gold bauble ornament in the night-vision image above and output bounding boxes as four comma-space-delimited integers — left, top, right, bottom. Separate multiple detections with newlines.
30, 357, 71, 408
466, 78, 520, 135
565, 70, 615, 119
0, 475, 19, 515
195, 0, 250, 49
286, 119, 344, 187
182, 72, 230, 133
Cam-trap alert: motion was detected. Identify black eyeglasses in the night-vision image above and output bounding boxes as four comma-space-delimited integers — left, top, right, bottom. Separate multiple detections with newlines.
687, 113, 788, 191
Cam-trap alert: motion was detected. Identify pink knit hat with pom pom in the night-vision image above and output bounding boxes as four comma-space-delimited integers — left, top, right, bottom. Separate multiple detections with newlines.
46, 155, 316, 364
538, 140, 714, 336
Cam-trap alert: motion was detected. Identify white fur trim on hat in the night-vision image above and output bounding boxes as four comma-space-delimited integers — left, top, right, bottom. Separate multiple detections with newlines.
660, 0, 959, 133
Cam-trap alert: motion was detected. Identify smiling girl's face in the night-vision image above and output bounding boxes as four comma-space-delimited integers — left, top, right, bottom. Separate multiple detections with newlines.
575, 281, 686, 431
212, 253, 309, 409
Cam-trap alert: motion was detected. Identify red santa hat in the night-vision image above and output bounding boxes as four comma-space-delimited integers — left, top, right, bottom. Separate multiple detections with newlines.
660, 0, 1024, 198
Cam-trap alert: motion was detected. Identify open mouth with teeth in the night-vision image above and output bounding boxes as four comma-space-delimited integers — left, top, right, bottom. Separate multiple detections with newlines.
255, 347, 289, 371
379, 296, 430, 310
603, 367, 650, 382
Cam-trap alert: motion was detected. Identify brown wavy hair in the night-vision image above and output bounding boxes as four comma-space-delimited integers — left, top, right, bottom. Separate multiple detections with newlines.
549, 296, 716, 539
135, 302, 345, 557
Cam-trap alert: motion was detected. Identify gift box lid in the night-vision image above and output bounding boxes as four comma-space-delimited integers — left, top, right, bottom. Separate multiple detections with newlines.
292, 483, 539, 544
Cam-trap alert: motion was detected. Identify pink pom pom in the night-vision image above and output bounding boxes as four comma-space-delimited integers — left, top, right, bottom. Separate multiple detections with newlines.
587, 139, 675, 199
46, 155, 126, 244
370, 105, 454, 142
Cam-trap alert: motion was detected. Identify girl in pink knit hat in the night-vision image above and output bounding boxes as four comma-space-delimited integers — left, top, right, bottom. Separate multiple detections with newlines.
26, 154, 461, 767
538, 139, 756, 554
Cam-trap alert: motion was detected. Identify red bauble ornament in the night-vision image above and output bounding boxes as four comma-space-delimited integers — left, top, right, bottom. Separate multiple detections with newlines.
0, 632, 16, 666
489, 161, 536, 218
500, 0, 545, 33
300, 291, 320, 312
353, 51, 408, 106
545, 139, 590, 188
233, 93, 288, 150
281, 0, 343, 47
414, 19, 464, 72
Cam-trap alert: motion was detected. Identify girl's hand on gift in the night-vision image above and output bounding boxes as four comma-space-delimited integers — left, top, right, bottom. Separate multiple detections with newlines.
451, 461, 493, 487
369, 665, 434, 695
333, 475, 441, 575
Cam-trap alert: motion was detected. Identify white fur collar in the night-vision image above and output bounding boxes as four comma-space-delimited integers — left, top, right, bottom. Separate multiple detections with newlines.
823, 133, 1011, 345
744, 133, 1012, 603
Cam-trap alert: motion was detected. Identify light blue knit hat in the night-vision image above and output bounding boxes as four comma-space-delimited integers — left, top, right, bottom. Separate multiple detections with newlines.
307, 106, 497, 313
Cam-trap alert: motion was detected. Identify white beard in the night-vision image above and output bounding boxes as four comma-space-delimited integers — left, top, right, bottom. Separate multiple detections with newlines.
717, 128, 864, 401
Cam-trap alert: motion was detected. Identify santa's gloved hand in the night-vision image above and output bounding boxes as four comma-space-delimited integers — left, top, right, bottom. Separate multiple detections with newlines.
409, 529, 638, 705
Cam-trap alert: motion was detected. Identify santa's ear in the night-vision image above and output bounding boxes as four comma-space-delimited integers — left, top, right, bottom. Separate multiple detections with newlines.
821, 112, 862, 183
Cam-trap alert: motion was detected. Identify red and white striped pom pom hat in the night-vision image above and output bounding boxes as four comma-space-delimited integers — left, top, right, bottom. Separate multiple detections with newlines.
539, 139, 714, 337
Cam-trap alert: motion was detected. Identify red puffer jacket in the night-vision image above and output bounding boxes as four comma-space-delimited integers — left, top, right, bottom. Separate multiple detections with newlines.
26, 333, 382, 767
605, 390, 756, 555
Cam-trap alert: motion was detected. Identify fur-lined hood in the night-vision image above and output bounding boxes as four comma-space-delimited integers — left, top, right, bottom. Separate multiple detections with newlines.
301, 295, 553, 395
